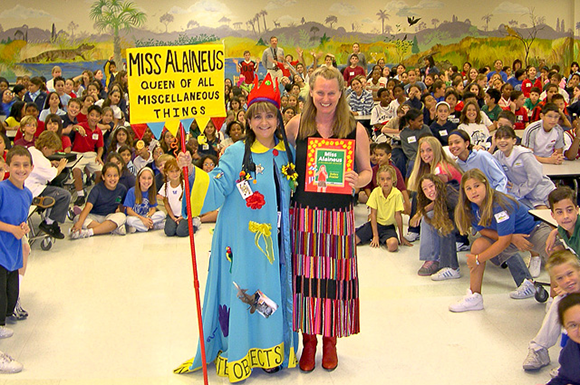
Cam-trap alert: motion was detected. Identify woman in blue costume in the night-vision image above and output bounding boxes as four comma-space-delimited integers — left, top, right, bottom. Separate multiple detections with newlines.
174, 73, 298, 382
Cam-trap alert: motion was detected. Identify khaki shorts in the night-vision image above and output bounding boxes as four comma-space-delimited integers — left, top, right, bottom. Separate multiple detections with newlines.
73, 152, 102, 174
83, 212, 126, 228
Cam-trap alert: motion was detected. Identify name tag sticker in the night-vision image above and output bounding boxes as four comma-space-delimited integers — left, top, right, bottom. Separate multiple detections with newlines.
92, 133, 99, 140
494, 210, 510, 223
514, 160, 524, 167
439, 130, 448, 136
407, 136, 417, 143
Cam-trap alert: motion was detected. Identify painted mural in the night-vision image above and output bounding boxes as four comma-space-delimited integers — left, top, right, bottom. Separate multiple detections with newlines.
0, 0, 578, 82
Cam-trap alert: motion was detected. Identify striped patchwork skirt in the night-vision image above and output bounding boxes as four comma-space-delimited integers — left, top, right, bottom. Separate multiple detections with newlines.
291, 204, 360, 338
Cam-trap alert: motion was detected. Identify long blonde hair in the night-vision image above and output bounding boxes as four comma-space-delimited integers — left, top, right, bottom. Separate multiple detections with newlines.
417, 174, 455, 236
455, 169, 517, 235
408, 136, 462, 191
298, 66, 355, 140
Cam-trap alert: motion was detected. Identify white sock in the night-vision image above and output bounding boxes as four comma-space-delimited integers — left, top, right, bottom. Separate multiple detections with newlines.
45, 218, 54, 225
19, 275, 23, 287
77, 191, 85, 197
87, 229, 94, 236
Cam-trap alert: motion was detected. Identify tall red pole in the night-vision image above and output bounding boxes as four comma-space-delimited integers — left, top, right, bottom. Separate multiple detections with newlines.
180, 123, 209, 385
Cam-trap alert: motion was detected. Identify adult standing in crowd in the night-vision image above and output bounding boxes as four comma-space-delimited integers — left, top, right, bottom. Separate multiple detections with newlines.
262, 36, 285, 81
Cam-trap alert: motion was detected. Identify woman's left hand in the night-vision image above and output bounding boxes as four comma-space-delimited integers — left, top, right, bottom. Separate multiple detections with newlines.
344, 170, 358, 188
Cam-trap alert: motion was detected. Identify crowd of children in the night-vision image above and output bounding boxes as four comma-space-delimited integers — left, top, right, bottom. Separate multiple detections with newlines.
1, 52, 580, 382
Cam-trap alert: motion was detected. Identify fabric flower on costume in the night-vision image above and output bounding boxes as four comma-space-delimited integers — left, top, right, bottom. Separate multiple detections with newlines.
246, 191, 265, 210
218, 304, 230, 337
248, 221, 275, 264
281, 163, 298, 192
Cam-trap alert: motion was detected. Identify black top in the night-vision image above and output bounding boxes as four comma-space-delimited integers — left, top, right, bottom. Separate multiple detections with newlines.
292, 122, 357, 211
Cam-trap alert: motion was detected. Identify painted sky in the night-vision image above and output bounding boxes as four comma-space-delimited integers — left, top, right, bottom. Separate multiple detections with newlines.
0, 0, 575, 35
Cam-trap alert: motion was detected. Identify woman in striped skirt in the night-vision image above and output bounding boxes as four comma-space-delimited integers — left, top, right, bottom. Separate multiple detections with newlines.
286, 67, 372, 372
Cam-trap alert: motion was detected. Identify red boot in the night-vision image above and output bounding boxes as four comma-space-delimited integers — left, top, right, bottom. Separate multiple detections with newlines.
299, 333, 317, 372
322, 336, 338, 371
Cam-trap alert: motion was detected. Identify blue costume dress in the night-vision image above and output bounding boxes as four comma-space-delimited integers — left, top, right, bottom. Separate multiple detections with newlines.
175, 139, 297, 383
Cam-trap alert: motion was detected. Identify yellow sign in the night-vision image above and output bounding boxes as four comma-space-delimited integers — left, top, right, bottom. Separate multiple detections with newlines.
126, 44, 226, 124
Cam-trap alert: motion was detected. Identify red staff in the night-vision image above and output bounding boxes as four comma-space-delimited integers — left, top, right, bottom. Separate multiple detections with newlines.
179, 122, 209, 385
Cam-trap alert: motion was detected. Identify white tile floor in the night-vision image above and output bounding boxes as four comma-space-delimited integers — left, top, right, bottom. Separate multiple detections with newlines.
1, 204, 559, 384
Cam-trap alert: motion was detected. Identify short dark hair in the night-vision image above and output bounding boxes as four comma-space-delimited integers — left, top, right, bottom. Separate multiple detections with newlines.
529, 87, 541, 95
6, 145, 32, 165
376, 142, 392, 154
87, 105, 102, 115
558, 293, 580, 327
551, 93, 565, 103
542, 102, 560, 115
377, 87, 388, 98
549, 186, 576, 210
510, 90, 523, 100
497, 110, 516, 124
485, 88, 501, 104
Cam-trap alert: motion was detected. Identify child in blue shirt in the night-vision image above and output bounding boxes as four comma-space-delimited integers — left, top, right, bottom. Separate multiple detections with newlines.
0, 146, 34, 373
124, 167, 165, 232
449, 168, 552, 313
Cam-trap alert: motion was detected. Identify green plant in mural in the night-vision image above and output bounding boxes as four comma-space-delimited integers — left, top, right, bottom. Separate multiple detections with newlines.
386, 24, 413, 63
89, 0, 147, 65
134, 34, 218, 48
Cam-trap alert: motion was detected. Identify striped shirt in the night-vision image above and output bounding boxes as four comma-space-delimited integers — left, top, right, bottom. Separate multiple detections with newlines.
347, 89, 374, 116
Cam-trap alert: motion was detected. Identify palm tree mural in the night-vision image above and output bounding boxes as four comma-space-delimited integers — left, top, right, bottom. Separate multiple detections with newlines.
247, 19, 256, 34
376, 10, 389, 34
481, 14, 493, 31
431, 18, 439, 28
254, 14, 261, 34
260, 10, 268, 32
187, 20, 199, 29
89, 0, 146, 66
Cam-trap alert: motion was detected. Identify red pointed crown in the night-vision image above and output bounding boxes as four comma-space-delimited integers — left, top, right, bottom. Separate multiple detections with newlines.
247, 73, 281, 109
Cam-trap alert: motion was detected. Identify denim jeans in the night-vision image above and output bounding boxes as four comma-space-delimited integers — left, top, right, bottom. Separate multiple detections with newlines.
419, 211, 458, 269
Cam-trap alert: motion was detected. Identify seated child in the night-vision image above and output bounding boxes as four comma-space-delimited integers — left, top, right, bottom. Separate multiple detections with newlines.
430, 101, 457, 146
118, 144, 136, 176
14, 116, 38, 148
158, 158, 200, 237
69, 162, 127, 239
123, 167, 166, 233
355, 165, 411, 252
523, 250, 579, 371
547, 293, 580, 385
45, 114, 71, 152
522, 103, 565, 165
106, 151, 135, 191
25, 131, 71, 239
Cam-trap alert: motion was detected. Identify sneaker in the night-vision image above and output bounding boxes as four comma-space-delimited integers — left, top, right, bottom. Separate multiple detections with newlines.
404, 231, 420, 242
74, 195, 86, 206
0, 351, 23, 373
12, 299, 27, 320
69, 228, 91, 240
417, 261, 439, 276
126, 225, 136, 234
112, 224, 126, 236
529, 256, 542, 278
0, 326, 14, 339
522, 347, 549, 370
510, 279, 535, 299
431, 267, 461, 281
38, 221, 65, 240
193, 217, 202, 231
449, 289, 484, 312
32, 196, 55, 209
456, 242, 470, 252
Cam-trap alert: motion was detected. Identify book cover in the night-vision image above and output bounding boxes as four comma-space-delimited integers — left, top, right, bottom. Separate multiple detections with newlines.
305, 138, 355, 194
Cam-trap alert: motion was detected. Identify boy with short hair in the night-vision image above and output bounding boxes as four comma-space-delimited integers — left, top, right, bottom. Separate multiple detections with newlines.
525, 87, 542, 115
0, 146, 33, 373
355, 165, 411, 251
551, 94, 572, 129
482, 88, 503, 122
236, 51, 259, 86
370, 88, 391, 133
363, 142, 411, 215
509, 90, 529, 130
71, 105, 104, 206
62, 98, 82, 135
342, 54, 365, 85
522, 249, 580, 371
522, 103, 565, 164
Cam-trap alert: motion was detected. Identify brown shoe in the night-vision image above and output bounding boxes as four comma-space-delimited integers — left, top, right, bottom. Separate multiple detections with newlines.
299, 333, 317, 372
322, 336, 338, 371
32, 196, 55, 209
